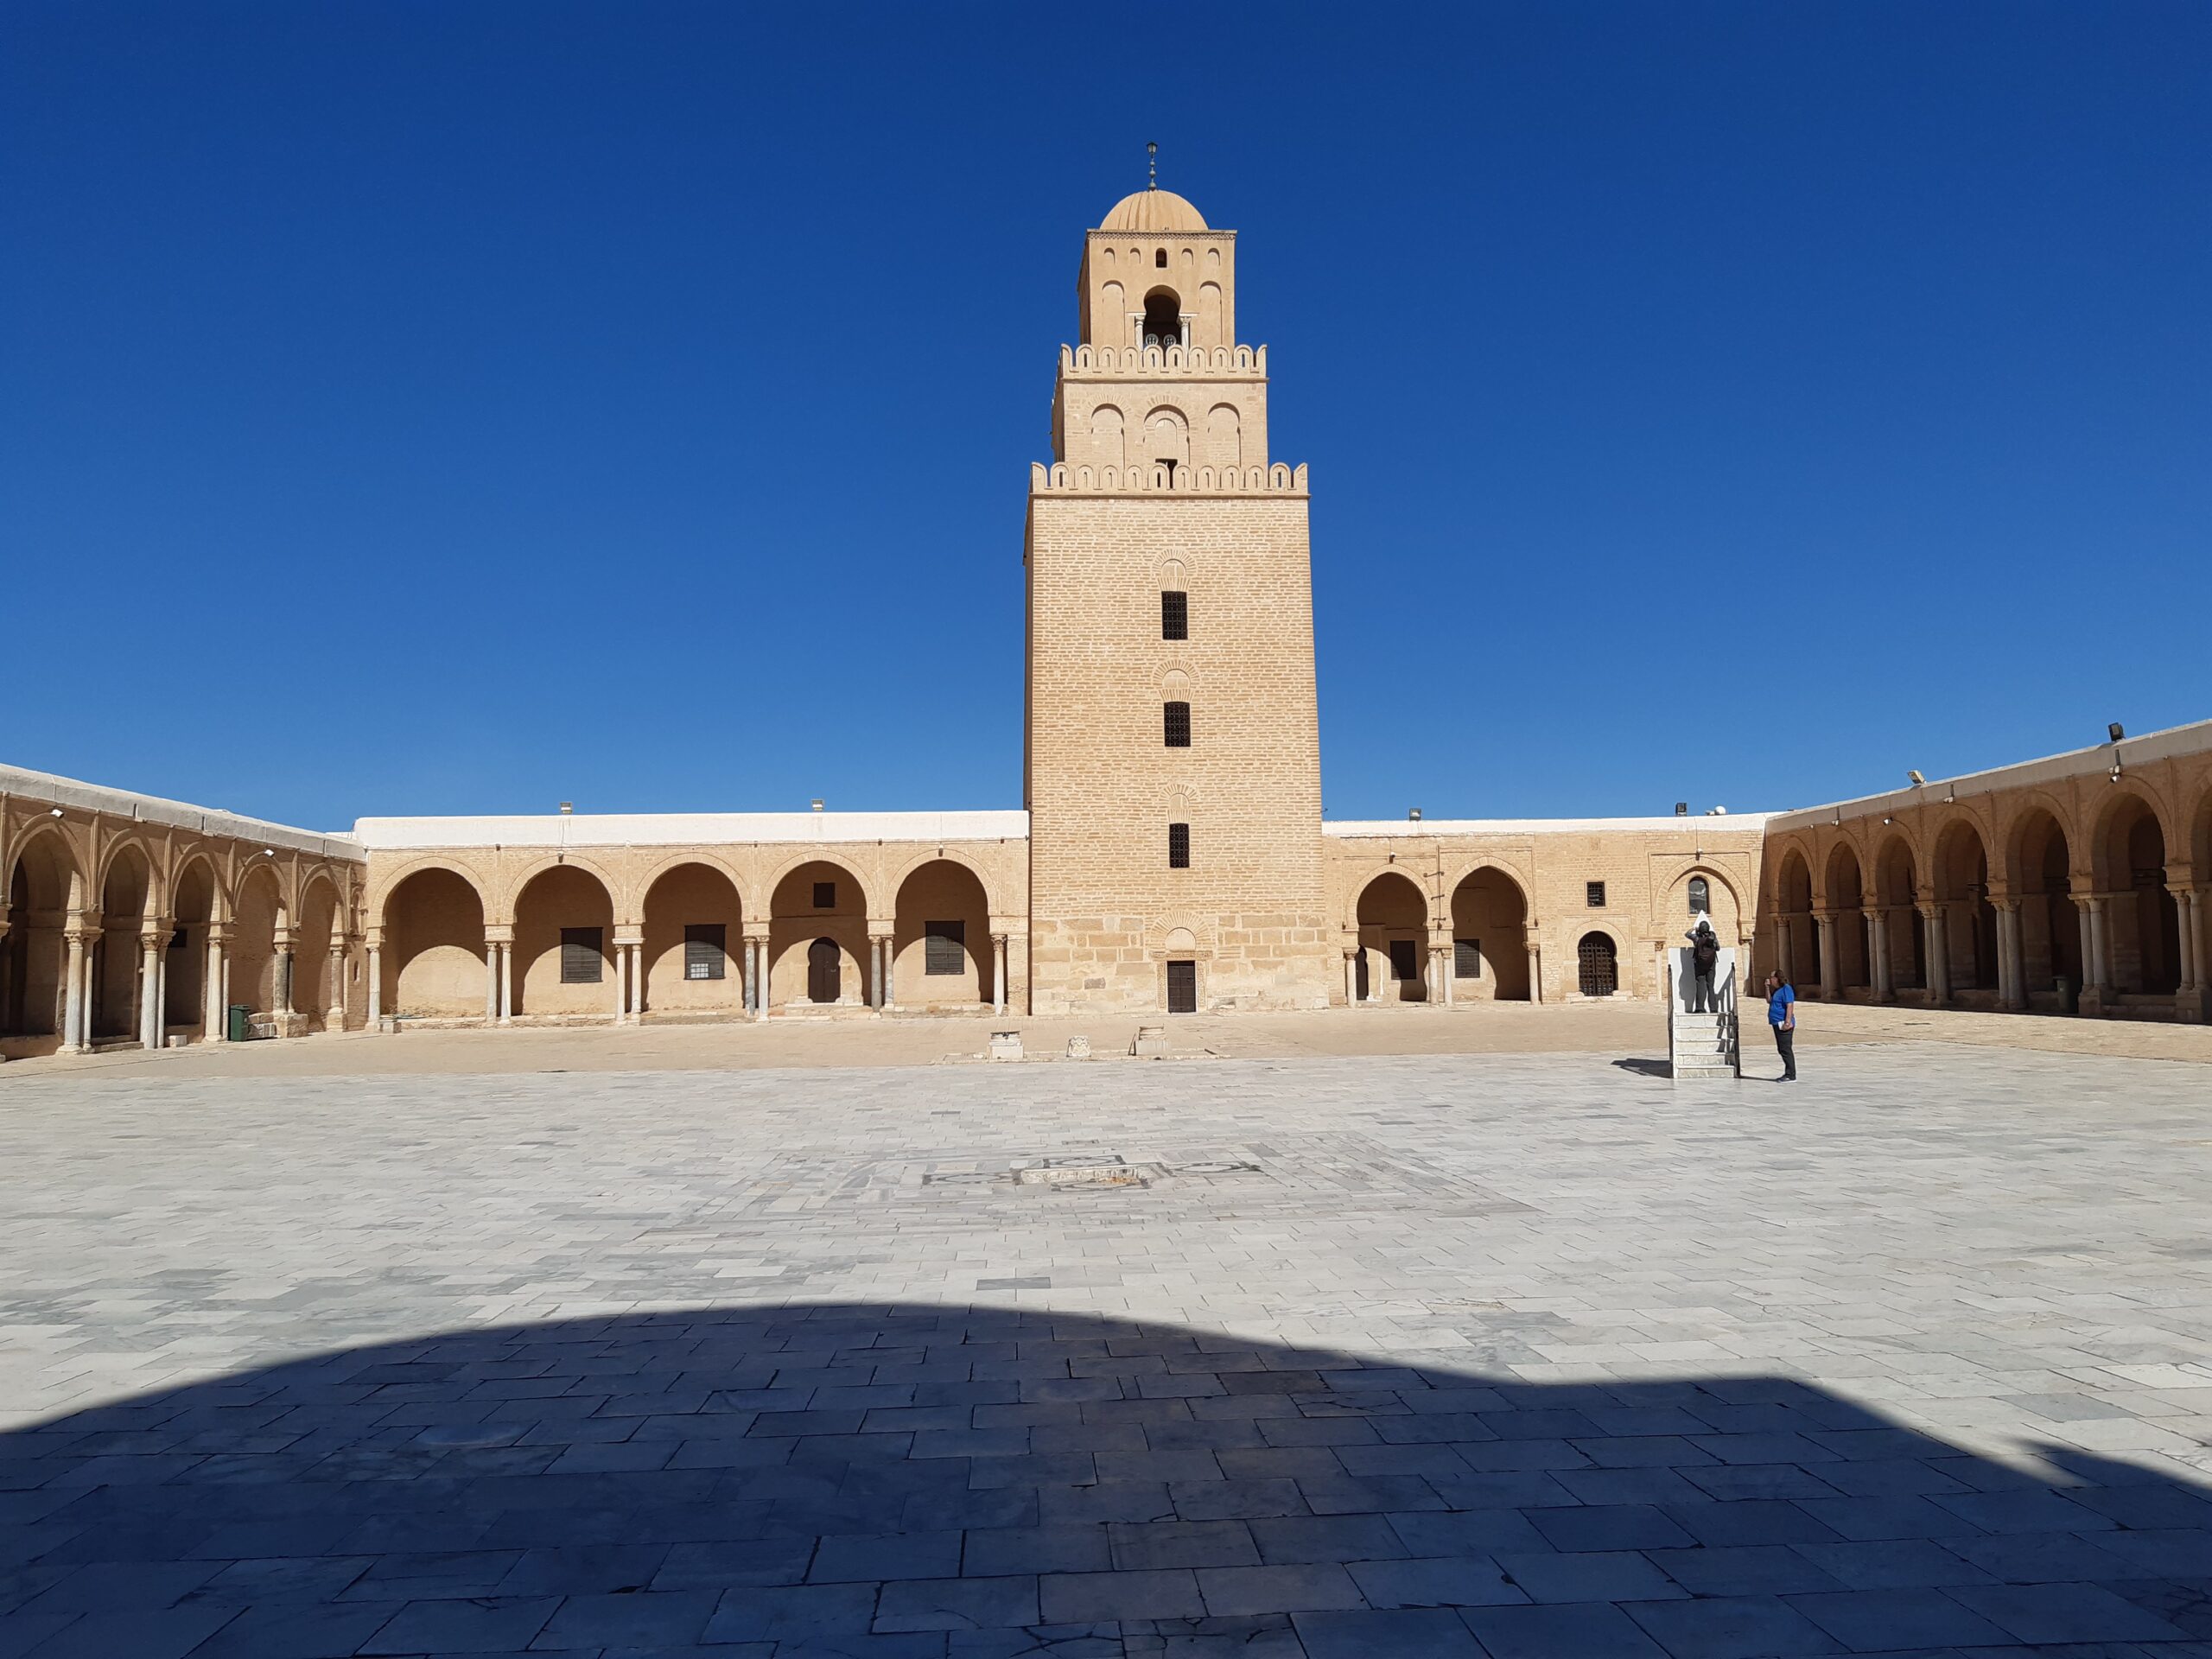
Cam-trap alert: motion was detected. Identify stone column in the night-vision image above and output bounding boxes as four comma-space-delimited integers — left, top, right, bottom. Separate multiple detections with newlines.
2076, 902, 2094, 1001
1443, 943, 1456, 1006
991, 932, 1008, 1016
1922, 906, 1950, 1003
871, 931, 895, 1012
365, 937, 383, 1027
327, 940, 347, 1032
1815, 912, 1838, 999
497, 939, 513, 1024
138, 931, 162, 1049
747, 931, 771, 1020
206, 924, 227, 1041
275, 930, 297, 1017
1526, 941, 1542, 1003
484, 941, 499, 1026
1869, 909, 1893, 1001
2171, 886, 2198, 1003
2087, 895, 2113, 995
60, 928, 91, 1053
1776, 916, 1794, 985
1995, 900, 2024, 1009
1342, 950, 1357, 1007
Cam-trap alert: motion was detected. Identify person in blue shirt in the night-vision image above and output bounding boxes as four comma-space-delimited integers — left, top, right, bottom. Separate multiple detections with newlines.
1764, 970, 1797, 1081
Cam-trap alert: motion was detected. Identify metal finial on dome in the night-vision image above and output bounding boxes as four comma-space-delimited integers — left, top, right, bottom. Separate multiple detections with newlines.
1147, 141, 1157, 189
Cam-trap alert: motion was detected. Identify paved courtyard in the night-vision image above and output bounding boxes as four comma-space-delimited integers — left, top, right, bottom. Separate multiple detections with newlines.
2, 1045, 2209, 1656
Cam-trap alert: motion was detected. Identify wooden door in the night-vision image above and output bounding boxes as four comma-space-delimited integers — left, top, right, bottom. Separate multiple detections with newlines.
807, 938, 841, 1004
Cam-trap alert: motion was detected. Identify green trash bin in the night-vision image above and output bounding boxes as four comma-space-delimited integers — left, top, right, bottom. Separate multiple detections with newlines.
226, 1004, 252, 1043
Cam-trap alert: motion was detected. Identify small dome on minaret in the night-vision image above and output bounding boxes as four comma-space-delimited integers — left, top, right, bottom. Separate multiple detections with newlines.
1100, 188, 1208, 233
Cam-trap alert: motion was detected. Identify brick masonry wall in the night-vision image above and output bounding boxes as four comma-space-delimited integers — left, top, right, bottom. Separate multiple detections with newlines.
1027, 494, 1334, 1014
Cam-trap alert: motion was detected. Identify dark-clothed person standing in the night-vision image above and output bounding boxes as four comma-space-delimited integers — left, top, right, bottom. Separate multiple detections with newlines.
1765, 970, 1797, 1081
1688, 919, 1720, 1012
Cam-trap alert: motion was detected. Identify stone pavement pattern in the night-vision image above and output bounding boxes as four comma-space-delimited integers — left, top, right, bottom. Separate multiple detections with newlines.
0, 1046, 2209, 1656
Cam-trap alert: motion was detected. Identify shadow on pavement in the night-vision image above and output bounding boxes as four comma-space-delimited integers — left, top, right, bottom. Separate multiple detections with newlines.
1, 1304, 2209, 1656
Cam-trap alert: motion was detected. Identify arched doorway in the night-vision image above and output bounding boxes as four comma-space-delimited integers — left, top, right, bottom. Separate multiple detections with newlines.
1825, 844, 1870, 995
1933, 822, 1997, 995
1776, 849, 1816, 988
769, 861, 868, 1010
893, 860, 991, 1010
641, 862, 744, 1020
1354, 871, 1428, 1003
2, 831, 77, 1047
1447, 868, 1529, 1001
512, 866, 615, 1018
166, 859, 216, 1038
1873, 836, 1923, 995
1141, 287, 1181, 350
807, 938, 841, 1005
2010, 810, 2080, 998
1576, 931, 1618, 998
2098, 794, 2180, 995
92, 846, 154, 1042
382, 868, 487, 1018
295, 874, 342, 1032
229, 862, 283, 1025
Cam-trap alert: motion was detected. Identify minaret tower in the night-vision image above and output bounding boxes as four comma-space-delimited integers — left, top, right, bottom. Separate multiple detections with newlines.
1024, 174, 1332, 1014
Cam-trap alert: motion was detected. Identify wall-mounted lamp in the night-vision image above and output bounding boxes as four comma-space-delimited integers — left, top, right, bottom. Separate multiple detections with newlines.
1408, 807, 1422, 822
1674, 802, 1688, 816
1882, 815, 1894, 826
49, 806, 64, 819
1907, 770, 1926, 786
810, 798, 825, 812
263, 848, 276, 858
558, 802, 573, 815
2109, 761, 2124, 784
2108, 721, 2126, 742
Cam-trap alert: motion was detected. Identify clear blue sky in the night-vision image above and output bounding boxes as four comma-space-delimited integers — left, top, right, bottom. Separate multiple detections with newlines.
5, 3, 2207, 830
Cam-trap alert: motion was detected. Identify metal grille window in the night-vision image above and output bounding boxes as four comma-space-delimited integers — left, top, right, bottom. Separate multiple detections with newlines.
560, 927, 604, 984
812, 881, 836, 909
1454, 938, 1481, 980
1688, 876, 1709, 916
924, 921, 964, 976
1586, 880, 1607, 908
1166, 959, 1197, 1013
1167, 822, 1191, 868
1161, 590, 1188, 640
683, 924, 727, 981
1163, 701, 1191, 747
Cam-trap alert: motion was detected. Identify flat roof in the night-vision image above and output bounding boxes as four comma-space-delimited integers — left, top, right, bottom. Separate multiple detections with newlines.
0, 764, 363, 861
351, 810, 1032, 849
1325, 815, 1771, 836
1765, 716, 2212, 832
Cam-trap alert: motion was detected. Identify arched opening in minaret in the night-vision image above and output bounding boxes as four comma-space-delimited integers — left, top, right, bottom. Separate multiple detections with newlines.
1141, 288, 1182, 351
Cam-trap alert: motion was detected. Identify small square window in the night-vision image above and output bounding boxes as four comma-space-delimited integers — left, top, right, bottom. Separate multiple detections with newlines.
560, 926, 604, 983
813, 881, 836, 909
684, 924, 727, 981
1586, 881, 1606, 908
1167, 823, 1191, 868
1454, 938, 1481, 979
1163, 701, 1191, 747
924, 920, 964, 976
1154, 247, 1168, 268
1161, 590, 1188, 640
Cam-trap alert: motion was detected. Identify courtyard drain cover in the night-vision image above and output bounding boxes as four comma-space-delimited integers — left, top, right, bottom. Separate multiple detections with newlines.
1012, 1157, 1166, 1188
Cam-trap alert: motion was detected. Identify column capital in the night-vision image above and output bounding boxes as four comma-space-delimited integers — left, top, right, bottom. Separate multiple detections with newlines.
64, 925, 100, 945
741, 923, 771, 944
483, 925, 515, 944
613, 925, 644, 947
867, 927, 894, 944
990, 931, 1009, 944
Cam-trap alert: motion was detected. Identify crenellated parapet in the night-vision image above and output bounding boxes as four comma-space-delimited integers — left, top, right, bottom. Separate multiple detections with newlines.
1031, 461, 1306, 496
1060, 343, 1265, 378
